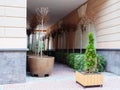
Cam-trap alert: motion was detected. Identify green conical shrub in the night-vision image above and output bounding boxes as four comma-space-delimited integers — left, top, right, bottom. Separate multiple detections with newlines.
85, 32, 97, 73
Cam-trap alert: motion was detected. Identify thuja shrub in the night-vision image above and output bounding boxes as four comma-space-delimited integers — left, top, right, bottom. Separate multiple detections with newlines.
73, 54, 85, 71
66, 53, 85, 71
97, 54, 106, 72
85, 32, 97, 73
66, 53, 78, 68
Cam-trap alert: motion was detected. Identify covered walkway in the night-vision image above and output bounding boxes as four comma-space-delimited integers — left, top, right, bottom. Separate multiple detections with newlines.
1, 63, 120, 90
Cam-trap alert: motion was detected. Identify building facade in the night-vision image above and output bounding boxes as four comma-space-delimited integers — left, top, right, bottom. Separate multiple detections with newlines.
0, 0, 27, 84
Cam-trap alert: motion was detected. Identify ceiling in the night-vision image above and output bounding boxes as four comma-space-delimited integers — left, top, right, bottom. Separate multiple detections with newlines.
27, 0, 87, 29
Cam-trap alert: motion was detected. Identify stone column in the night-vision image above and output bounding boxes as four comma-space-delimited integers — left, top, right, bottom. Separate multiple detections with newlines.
0, 0, 27, 84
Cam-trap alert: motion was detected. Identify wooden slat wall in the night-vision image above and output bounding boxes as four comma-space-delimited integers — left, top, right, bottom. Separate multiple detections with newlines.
87, 0, 120, 49
48, 8, 79, 49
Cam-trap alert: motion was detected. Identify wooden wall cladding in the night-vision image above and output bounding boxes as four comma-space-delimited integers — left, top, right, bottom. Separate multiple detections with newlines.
63, 10, 80, 29
47, 6, 80, 49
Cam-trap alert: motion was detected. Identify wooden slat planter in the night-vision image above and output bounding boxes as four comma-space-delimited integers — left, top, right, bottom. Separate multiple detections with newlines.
75, 71, 103, 87
28, 55, 54, 77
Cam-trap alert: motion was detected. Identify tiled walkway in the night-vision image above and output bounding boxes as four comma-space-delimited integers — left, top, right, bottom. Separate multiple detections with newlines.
1, 63, 120, 90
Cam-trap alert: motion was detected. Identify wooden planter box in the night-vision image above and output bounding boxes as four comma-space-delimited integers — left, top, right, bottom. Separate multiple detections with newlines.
75, 71, 103, 87
28, 55, 54, 77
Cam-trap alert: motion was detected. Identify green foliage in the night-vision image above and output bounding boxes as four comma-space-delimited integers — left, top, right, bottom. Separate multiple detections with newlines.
85, 32, 97, 73
66, 53, 77, 68
66, 53, 85, 71
74, 54, 86, 71
66, 53, 106, 72
97, 54, 106, 72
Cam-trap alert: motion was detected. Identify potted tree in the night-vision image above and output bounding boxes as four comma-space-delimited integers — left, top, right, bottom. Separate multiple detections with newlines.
75, 32, 103, 87
28, 7, 54, 77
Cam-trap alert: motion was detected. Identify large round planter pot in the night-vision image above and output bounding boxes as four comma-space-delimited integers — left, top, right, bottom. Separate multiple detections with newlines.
28, 55, 54, 77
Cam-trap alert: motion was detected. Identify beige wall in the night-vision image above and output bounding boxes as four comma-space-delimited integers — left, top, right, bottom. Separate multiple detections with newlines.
0, 0, 27, 49
87, 0, 120, 49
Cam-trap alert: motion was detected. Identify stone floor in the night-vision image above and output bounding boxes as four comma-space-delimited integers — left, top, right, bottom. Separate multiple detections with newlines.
1, 63, 120, 90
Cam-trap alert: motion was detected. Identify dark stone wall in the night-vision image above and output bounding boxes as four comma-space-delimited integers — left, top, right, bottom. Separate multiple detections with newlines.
97, 49, 120, 75
0, 50, 26, 84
